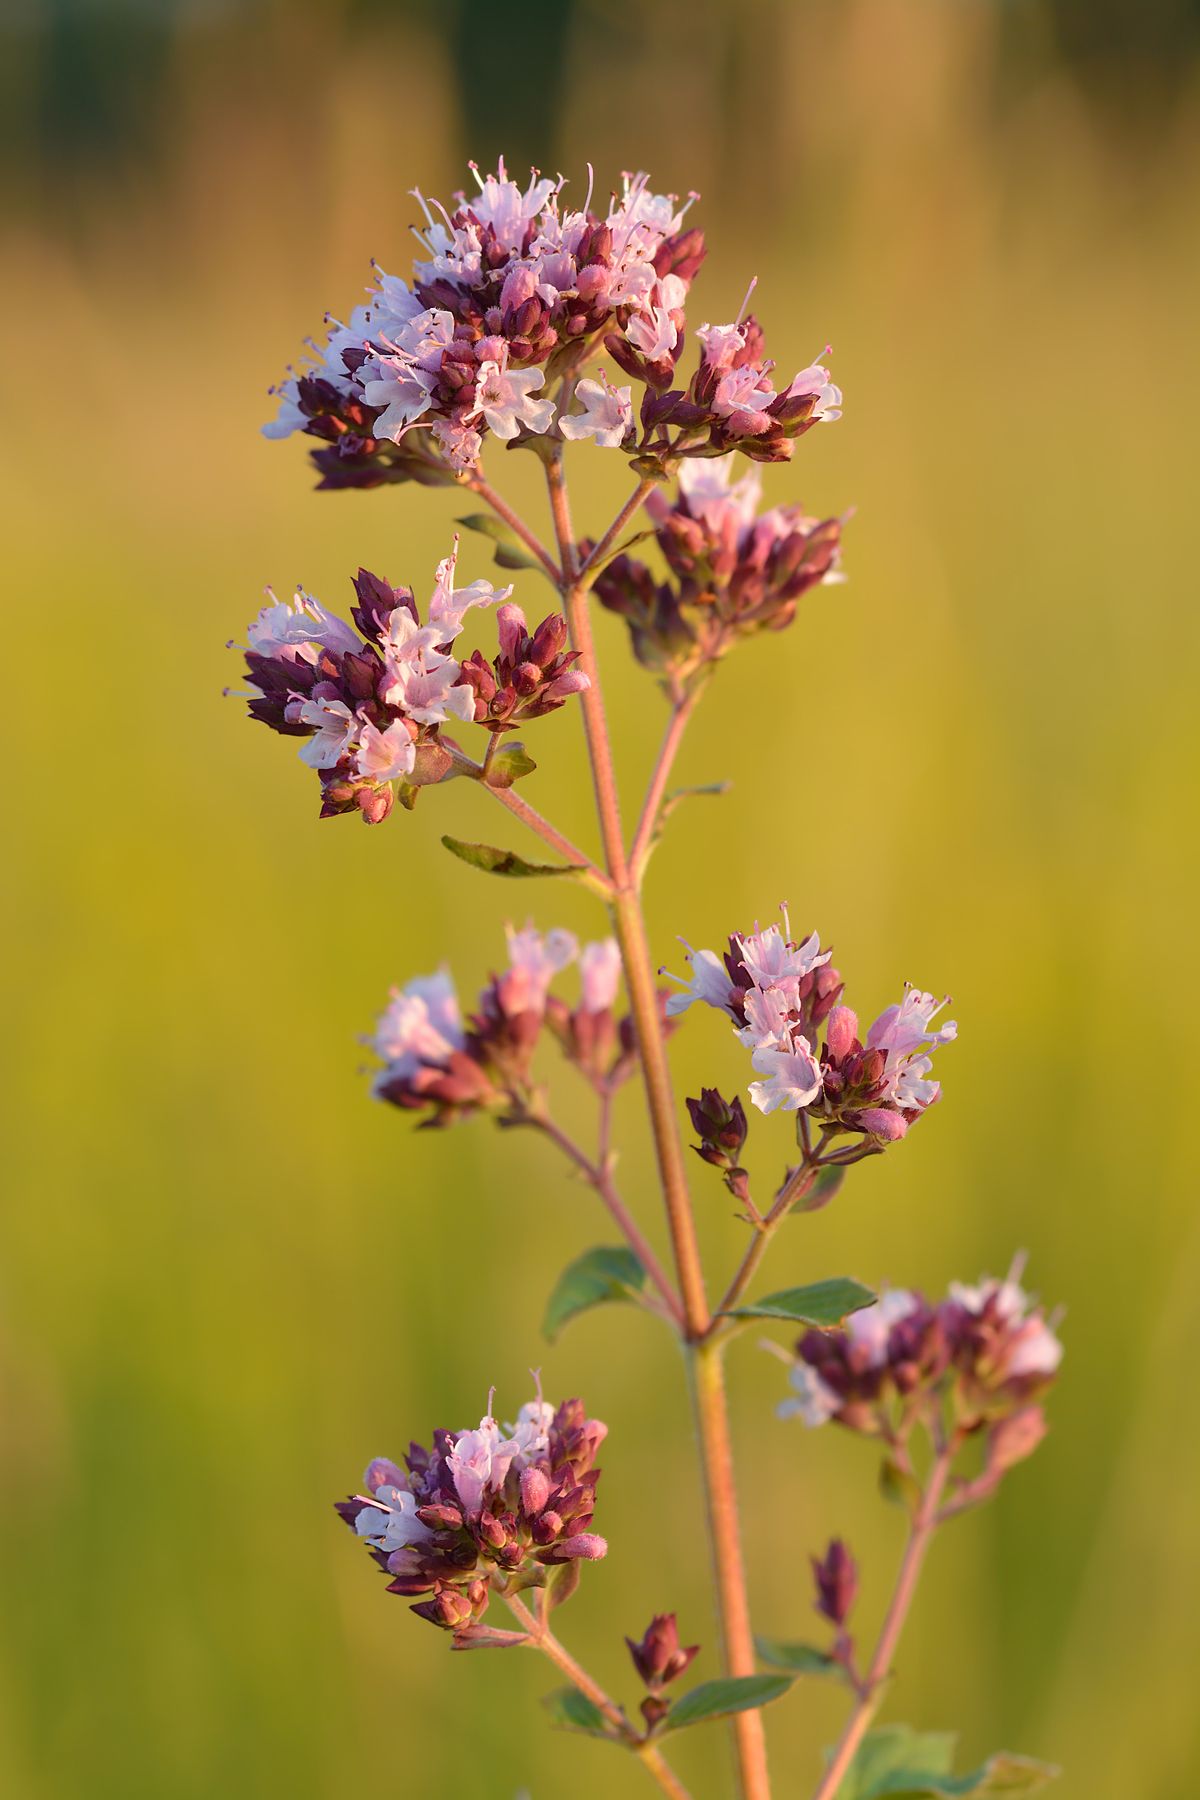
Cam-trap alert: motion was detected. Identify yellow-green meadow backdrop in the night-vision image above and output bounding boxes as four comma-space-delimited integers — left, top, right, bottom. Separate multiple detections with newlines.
2, 2, 1197, 1795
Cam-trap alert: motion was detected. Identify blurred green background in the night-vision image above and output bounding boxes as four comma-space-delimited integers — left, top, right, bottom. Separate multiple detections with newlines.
2, 0, 1197, 1794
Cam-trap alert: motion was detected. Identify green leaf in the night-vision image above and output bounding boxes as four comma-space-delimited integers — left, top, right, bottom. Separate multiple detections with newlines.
879, 1457, 924, 1515
793, 1163, 846, 1212
661, 1673, 794, 1732
724, 1277, 877, 1327
839, 1726, 1059, 1800
754, 1637, 844, 1679
484, 742, 537, 790
455, 512, 542, 574
541, 1687, 615, 1739
492, 541, 542, 572
441, 835, 578, 879
542, 1247, 647, 1342
456, 511, 517, 544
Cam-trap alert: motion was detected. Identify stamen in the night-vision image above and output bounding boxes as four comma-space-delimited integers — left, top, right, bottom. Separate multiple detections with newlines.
735, 275, 759, 326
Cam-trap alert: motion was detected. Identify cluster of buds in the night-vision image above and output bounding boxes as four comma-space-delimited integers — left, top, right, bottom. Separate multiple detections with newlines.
594, 456, 843, 683
370, 926, 636, 1121
263, 160, 706, 485
456, 604, 587, 728
666, 910, 955, 1142
231, 544, 585, 822
686, 1087, 750, 1203
626, 1614, 701, 1730
337, 1391, 607, 1642
779, 1262, 1063, 1504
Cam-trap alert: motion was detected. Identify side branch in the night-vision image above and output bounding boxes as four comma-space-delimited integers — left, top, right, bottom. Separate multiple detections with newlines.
577, 475, 658, 580
503, 1594, 693, 1800
463, 471, 563, 582
809, 1451, 954, 1800
629, 688, 701, 881
521, 1112, 684, 1328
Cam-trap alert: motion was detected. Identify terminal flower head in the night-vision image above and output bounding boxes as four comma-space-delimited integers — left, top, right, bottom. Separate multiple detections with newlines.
337, 1390, 608, 1641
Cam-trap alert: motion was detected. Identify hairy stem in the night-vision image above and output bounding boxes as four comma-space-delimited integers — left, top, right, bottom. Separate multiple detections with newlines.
547, 453, 772, 1800
577, 475, 658, 579
629, 688, 701, 881
463, 471, 562, 582
713, 1163, 819, 1324
809, 1451, 954, 1800
503, 1594, 693, 1799
523, 1112, 684, 1327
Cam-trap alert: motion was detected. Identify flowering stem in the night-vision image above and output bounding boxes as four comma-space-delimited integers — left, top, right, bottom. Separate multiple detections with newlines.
809, 1450, 955, 1800
443, 741, 611, 888
629, 688, 701, 882
546, 451, 772, 1800
503, 1594, 693, 1800
521, 1112, 684, 1327
577, 475, 658, 580
463, 471, 563, 582
712, 1163, 819, 1325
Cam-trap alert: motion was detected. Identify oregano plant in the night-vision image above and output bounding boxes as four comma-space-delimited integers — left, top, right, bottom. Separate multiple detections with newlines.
233, 157, 1063, 1800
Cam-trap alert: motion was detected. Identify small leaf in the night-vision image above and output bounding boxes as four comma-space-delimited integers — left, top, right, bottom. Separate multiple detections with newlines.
484, 742, 537, 790
662, 1673, 793, 1732
546, 1557, 582, 1611
541, 1687, 616, 1739
840, 1726, 1058, 1799
878, 1457, 924, 1515
492, 541, 542, 572
455, 512, 542, 574
441, 835, 578, 879
754, 1637, 844, 1679
543, 1246, 646, 1342
724, 1277, 877, 1327
793, 1164, 846, 1212
456, 511, 517, 545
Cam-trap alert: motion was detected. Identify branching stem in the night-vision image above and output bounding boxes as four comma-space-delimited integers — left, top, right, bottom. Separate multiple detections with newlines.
809, 1450, 955, 1800
462, 471, 562, 582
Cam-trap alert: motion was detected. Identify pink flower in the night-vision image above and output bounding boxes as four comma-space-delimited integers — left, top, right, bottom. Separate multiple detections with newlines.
866, 989, 958, 1114
292, 693, 358, 768
502, 924, 580, 1014
447, 1412, 523, 1520
663, 944, 740, 1019
430, 417, 483, 471
579, 938, 622, 1013
371, 970, 464, 1080
785, 354, 843, 422
558, 374, 634, 448
747, 1043, 823, 1114
246, 589, 363, 662
354, 717, 416, 782
467, 350, 554, 441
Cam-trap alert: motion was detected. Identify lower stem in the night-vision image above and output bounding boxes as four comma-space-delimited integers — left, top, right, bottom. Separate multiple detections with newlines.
809, 1451, 953, 1800
690, 1338, 772, 1800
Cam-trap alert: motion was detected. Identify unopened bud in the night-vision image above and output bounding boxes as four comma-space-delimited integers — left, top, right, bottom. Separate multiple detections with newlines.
626, 1613, 701, 1689
811, 1538, 858, 1627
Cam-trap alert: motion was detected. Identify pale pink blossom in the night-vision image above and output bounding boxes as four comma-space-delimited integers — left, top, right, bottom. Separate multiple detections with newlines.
867, 989, 957, 1114
353, 1483, 433, 1553
558, 374, 634, 448
467, 351, 555, 441
747, 1043, 823, 1114
354, 717, 416, 782
292, 694, 357, 769
428, 539, 511, 639
372, 970, 464, 1077
778, 1364, 841, 1427
246, 588, 363, 662
663, 944, 739, 1019
430, 417, 483, 471
786, 354, 843, 422
447, 1411, 522, 1519
503, 924, 580, 1013
846, 1290, 920, 1367
736, 924, 829, 988
579, 939, 622, 1013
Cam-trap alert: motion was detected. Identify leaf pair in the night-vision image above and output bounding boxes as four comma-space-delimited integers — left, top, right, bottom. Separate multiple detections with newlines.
543, 1672, 794, 1740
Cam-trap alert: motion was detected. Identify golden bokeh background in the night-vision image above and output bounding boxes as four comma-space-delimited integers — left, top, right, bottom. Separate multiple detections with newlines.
2, 1, 1198, 1795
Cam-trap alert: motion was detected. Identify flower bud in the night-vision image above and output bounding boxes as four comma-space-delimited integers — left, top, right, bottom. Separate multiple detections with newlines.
985, 1404, 1048, 1476
686, 1087, 749, 1170
626, 1614, 700, 1689
811, 1538, 858, 1627
520, 1467, 551, 1515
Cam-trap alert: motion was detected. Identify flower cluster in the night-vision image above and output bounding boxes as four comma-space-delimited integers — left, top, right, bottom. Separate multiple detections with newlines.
370, 926, 633, 1121
666, 913, 956, 1139
594, 455, 843, 682
780, 1264, 1063, 1473
263, 160, 706, 486
337, 1392, 607, 1641
233, 544, 585, 823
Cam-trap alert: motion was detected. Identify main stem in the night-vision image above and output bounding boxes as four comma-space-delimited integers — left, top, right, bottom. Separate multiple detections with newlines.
545, 453, 772, 1800
809, 1451, 954, 1800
